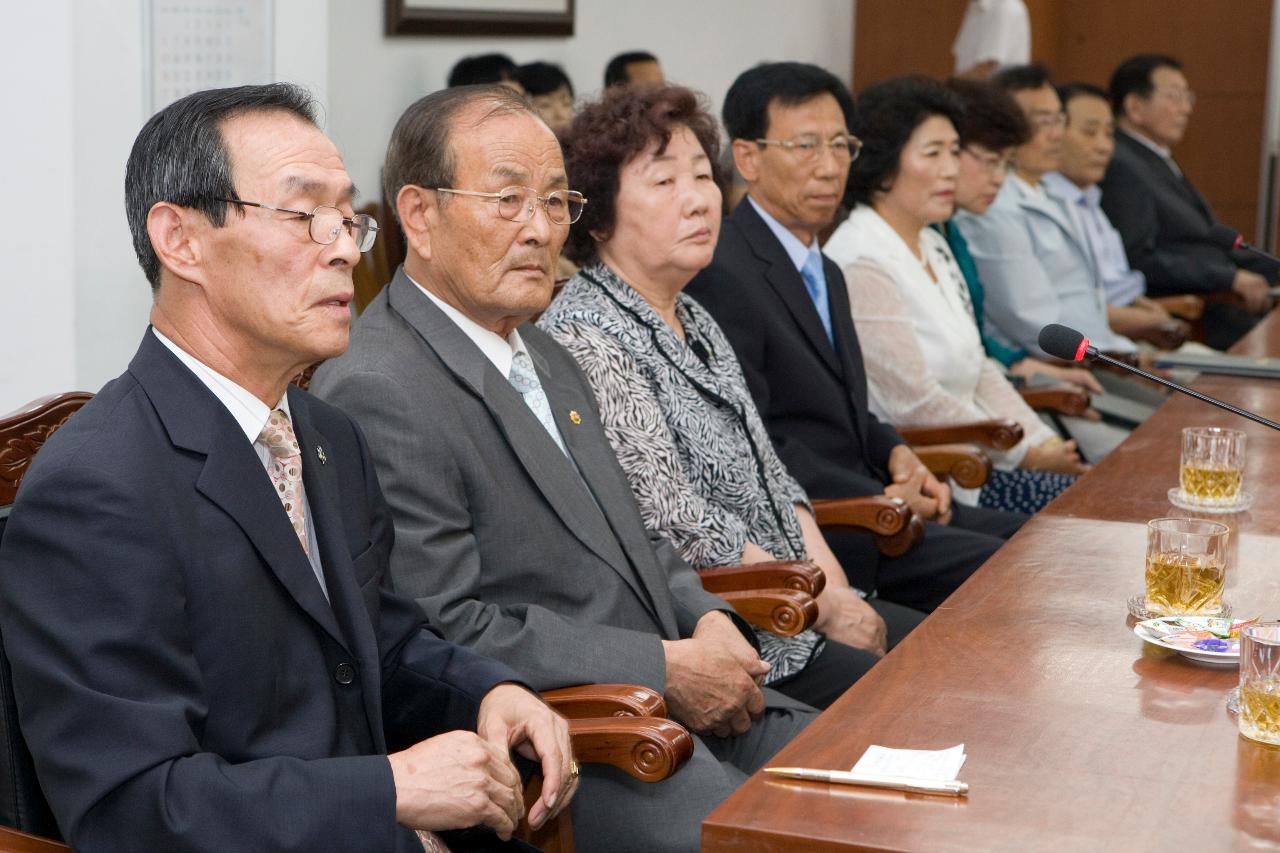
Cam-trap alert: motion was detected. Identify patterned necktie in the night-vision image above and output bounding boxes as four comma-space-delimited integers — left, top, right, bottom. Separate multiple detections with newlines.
508, 350, 568, 455
800, 251, 835, 346
257, 408, 308, 554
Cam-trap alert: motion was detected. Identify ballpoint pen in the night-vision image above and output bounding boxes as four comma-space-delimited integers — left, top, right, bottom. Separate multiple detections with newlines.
764, 767, 969, 797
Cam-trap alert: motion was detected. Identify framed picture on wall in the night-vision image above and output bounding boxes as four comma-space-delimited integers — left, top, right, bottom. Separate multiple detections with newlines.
385, 0, 574, 36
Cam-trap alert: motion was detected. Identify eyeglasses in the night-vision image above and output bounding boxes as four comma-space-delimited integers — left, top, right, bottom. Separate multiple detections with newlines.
215, 198, 378, 252
1152, 87, 1196, 107
1028, 112, 1068, 131
961, 147, 1013, 175
429, 186, 587, 225
754, 133, 863, 163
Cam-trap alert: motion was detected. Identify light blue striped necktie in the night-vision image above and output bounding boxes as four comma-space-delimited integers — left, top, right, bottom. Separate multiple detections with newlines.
508, 350, 568, 455
800, 250, 835, 346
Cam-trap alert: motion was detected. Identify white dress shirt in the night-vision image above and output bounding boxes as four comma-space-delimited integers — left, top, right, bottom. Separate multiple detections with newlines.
152, 328, 328, 598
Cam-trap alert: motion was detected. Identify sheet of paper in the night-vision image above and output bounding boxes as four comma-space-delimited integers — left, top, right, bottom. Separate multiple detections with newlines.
852, 744, 966, 781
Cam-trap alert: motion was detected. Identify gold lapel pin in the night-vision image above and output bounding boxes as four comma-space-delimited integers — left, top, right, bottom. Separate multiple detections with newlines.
569, 410, 582, 425
316, 446, 328, 465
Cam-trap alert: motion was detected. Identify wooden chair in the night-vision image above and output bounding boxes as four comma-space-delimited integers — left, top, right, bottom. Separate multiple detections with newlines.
352, 199, 404, 315
0, 395, 693, 853
890, 417, 1025, 491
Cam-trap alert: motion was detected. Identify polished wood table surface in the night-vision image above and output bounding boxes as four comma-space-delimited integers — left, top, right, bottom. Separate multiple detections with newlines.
703, 318, 1280, 852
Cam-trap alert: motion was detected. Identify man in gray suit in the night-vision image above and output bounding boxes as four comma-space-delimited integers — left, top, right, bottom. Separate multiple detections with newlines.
312, 85, 814, 853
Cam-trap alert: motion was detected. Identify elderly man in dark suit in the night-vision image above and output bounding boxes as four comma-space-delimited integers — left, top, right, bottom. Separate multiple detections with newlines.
1099, 53, 1276, 350
311, 85, 814, 853
687, 63, 1024, 613
0, 83, 576, 852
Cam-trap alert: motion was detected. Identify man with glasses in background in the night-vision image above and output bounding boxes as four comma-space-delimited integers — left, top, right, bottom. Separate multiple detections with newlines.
688, 63, 1023, 629
1100, 54, 1276, 350
312, 84, 816, 853
0, 83, 577, 851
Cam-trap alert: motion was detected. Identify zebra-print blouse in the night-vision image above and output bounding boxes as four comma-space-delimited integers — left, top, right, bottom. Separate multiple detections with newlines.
539, 263, 824, 683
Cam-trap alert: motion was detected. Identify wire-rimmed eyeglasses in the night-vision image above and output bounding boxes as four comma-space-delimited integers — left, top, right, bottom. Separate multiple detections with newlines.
215, 198, 379, 253
429, 186, 587, 225
754, 133, 863, 163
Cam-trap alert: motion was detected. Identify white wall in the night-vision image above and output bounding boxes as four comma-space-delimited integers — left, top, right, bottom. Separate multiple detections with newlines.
0, 0, 330, 413
326, 0, 855, 204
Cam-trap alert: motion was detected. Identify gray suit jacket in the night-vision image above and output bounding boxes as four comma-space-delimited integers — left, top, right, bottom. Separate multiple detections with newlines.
311, 269, 739, 693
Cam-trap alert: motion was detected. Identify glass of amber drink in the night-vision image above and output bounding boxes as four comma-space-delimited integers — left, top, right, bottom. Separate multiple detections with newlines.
1240, 623, 1280, 746
1180, 427, 1245, 506
1144, 517, 1229, 616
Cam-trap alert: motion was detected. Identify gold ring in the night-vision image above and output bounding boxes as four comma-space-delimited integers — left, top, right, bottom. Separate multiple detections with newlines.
569, 759, 580, 778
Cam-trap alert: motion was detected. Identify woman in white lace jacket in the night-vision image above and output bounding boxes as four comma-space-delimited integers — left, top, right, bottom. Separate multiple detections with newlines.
826, 76, 1085, 513
539, 84, 925, 709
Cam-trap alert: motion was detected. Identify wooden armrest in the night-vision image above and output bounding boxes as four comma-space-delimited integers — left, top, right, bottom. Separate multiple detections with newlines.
0, 826, 67, 852
717, 589, 817, 637
519, 716, 695, 851
1019, 386, 1090, 416
541, 684, 666, 718
698, 560, 825, 597
913, 443, 992, 489
874, 513, 926, 558
898, 418, 1023, 449
1152, 294, 1204, 321
811, 495, 910, 536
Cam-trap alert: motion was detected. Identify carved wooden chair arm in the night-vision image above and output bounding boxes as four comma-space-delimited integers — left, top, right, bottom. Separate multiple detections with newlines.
715, 589, 817, 637
912, 443, 993, 489
811, 495, 910, 536
1019, 386, 1090, 416
540, 684, 666, 719
697, 560, 825, 598
1151, 294, 1204, 321
898, 418, 1023, 450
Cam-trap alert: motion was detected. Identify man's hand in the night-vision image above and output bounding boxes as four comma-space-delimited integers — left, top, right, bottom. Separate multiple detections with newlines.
1009, 357, 1105, 394
885, 444, 952, 524
1022, 437, 1089, 475
388, 730, 525, 839
477, 684, 577, 832
663, 612, 769, 738
813, 585, 887, 655
1232, 269, 1273, 314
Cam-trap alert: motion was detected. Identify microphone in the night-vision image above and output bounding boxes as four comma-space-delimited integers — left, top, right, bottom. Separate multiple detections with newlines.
1207, 224, 1280, 266
1037, 323, 1280, 432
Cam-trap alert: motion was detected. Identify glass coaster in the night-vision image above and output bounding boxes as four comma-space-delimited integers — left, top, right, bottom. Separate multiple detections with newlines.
1167, 487, 1254, 515
1227, 687, 1240, 715
1127, 594, 1232, 621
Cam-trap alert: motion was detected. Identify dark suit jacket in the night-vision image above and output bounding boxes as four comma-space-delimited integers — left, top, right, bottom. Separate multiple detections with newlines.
1099, 129, 1278, 295
0, 331, 519, 852
311, 271, 746, 695
686, 199, 905, 584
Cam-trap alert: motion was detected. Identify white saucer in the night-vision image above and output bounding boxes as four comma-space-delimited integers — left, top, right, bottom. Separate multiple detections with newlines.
1133, 616, 1242, 667
1167, 487, 1254, 514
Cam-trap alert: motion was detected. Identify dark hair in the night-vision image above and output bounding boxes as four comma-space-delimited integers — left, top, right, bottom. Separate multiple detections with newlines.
124, 82, 318, 291
516, 61, 574, 98
447, 53, 518, 88
990, 62, 1054, 95
721, 61, 855, 141
1057, 81, 1110, 115
604, 51, 659, 88
383, 85, 537, 223
845, 75, 964, 208
560, 84, 724, 265
945, 77, 1030, 152
1109, 53, 1183, 115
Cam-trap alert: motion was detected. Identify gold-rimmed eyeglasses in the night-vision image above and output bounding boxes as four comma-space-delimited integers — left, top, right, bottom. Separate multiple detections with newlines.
215, 198, 379, 252
430, 186, 587, 225
753, 133, 862, 163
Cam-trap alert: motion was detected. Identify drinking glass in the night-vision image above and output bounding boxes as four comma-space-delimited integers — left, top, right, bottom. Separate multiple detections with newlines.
1180, 427, 1245, 506
1239, 623, 1280, 746
1144, 517, 1229, 616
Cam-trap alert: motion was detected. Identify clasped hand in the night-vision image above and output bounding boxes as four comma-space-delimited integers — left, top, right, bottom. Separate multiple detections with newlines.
388, 683, 576, 839
884, 444, 952, 524
662, 611, 769, 738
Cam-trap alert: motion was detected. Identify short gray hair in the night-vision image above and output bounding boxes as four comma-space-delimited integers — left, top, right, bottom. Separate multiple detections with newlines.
382, 84, 538, 222
124, 83, 318, 291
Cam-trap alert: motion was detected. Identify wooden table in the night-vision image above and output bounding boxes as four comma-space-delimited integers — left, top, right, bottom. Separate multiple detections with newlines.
703, 319, 1280, 852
